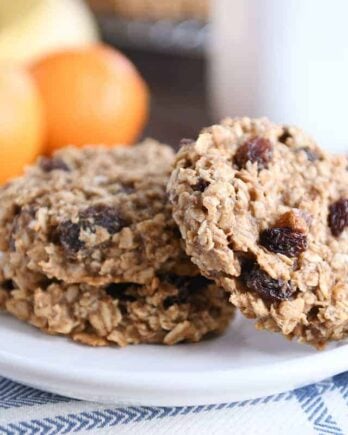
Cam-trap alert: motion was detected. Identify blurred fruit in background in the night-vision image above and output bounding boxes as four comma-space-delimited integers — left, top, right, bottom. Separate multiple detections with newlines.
0, 65, 45, 183
88, 0, 209, 21
31, 45, 149, 153
0, 0, 98, 64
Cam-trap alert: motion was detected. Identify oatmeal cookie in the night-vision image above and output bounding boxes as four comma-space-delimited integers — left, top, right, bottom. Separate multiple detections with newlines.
0, 140, 191, 286
0, 271, 233, 346
168, 117, 348, 348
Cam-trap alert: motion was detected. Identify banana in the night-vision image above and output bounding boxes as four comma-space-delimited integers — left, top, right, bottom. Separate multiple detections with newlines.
0, 0, 99, 63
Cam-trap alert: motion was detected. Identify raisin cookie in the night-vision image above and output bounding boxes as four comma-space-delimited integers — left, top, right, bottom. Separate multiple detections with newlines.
0, 270, 232, 347
0, 140, 234, 346
168, 117, 348, 348
0, 140, 191, 286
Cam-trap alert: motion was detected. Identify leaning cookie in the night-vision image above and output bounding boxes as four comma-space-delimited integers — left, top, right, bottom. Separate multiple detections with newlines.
0, 271, 233, 347
0, 140, 191, 287
168, 117, 348, 348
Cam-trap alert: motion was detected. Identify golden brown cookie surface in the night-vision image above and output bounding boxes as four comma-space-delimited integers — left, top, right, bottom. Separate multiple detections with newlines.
0, 272, 232, 347
0, 140, 234, 346
0, 141, 185, 285
169, 117, 348, 347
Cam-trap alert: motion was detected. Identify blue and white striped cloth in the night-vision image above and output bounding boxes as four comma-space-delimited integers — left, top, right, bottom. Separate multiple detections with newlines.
0, 373, 347, 434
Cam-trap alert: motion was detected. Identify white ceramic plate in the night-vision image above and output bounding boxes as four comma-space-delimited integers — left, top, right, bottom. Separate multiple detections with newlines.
0, 312, 347, 406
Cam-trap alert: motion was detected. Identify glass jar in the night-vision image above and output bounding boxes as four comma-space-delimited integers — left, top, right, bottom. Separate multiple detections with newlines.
209, 0, 348, 153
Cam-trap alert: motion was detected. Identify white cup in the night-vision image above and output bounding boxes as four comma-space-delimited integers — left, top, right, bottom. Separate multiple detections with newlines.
209, 0, 348, 153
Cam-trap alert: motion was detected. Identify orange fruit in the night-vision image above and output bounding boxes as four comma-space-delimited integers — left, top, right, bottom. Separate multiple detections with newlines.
31, 45, 149, 153
0, 64, 45, 184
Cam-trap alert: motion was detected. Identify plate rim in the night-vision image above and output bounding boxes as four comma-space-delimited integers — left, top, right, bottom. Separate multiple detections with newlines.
0, 339, 347, 406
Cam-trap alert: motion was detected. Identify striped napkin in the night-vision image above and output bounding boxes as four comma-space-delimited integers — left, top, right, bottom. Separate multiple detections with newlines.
0, 373, 347, 434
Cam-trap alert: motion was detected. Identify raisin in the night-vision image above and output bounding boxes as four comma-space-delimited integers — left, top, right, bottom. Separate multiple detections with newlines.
241, 263, 294, 302
54, 205, 126, 253
278, 128, 292, 144
173, 226, 182, 240
13, 204, 21, 216
163, 274, 211, 292
80, 205, 126, 235
186, 275, 212, 292
40, 157, 70, 172
259, 227, 307, 257
162, 274, 211, 309
297, 147, 318, 162
328, 198, 348, 236
2, 280, 14, 291
55, 221, 84, 253
163, 295, 180, 309
307, 306, 319, 321
192, 178, 210, 192
163, 290, 191, 309
105, 283, 138, 302
234, 137, 273, 170
39, 277, 60, 288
